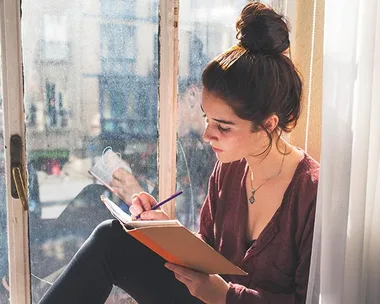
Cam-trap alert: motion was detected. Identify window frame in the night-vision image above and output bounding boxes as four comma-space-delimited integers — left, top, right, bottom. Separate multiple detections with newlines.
0, 1, 31, 303
157, 0, 179, 218
0, 1, 299, 303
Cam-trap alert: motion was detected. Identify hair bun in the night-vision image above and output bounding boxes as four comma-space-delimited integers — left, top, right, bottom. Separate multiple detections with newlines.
236, 2, 290, 55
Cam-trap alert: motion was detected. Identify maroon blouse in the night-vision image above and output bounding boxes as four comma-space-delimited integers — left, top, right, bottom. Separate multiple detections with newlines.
198, 154, 319, 303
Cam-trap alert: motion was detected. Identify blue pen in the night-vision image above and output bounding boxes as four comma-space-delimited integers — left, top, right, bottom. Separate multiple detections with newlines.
135, 190, 183, 220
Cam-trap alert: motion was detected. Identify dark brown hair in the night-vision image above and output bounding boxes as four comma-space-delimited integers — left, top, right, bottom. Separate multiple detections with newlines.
202, 2, 302, 155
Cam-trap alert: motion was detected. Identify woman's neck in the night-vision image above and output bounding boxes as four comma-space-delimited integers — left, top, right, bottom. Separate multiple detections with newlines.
245, 139, 291, 182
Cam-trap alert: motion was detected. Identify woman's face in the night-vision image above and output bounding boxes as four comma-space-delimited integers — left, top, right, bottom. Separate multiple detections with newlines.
201, 89, 266, 163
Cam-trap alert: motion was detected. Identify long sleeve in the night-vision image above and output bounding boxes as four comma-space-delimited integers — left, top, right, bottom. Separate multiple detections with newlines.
196, 161, 220, 247
226, 194, 317, 304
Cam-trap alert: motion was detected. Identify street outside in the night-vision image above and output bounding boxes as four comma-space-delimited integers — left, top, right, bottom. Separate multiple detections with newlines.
39, 176, 92, 219
37, 156, 96, 219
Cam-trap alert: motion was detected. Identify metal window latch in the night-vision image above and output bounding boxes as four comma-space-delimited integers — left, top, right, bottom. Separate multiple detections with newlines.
10, 134, 28, 211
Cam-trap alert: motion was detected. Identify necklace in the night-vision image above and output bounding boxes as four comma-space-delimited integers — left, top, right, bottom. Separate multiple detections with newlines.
248, 146, 286, 204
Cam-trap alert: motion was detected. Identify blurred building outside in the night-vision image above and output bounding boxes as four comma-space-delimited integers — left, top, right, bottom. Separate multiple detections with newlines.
19, 0, 240, 219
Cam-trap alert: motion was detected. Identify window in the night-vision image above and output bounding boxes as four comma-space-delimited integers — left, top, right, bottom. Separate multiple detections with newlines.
45, 81, 69, 129
99, 76, 157, 140
42, 15, 69, 62
147, 0, 159, 21
100, 0, 136, 19
100, 24, 136, 74
0, 0, 294, 303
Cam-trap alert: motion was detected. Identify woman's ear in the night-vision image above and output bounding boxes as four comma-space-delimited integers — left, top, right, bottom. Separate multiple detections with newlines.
263, 114, 279, 133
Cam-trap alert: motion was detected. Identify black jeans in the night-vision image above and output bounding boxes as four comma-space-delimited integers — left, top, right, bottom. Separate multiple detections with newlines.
39, 220, 203, 304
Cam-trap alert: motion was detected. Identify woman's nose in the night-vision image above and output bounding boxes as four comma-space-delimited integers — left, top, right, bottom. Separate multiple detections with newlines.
203, 125, 216, 143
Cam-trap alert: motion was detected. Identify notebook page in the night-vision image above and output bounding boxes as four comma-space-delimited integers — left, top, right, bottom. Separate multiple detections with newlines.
100, 195, 132, 224
100, 196, 181, 228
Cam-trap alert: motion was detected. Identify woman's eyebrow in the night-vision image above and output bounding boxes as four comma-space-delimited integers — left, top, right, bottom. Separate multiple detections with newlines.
214, 118, 235, 125
200, 104, 235, 125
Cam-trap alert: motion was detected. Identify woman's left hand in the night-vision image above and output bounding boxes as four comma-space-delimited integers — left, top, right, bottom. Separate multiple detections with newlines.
165, 262, 229, 304
110, 168, 143, 203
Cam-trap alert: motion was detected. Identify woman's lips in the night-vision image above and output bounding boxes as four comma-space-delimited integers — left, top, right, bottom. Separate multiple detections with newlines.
212, 147, 223, 153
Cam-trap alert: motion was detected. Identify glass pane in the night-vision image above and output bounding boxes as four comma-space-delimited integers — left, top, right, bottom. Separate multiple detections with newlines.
176, 0, 247, 231
22, 0, 158, 302
0, 36, 10, 303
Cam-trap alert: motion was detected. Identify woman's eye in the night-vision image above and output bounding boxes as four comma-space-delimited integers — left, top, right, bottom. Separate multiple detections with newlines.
202, 114, 230, 132
217, 124, 231, 133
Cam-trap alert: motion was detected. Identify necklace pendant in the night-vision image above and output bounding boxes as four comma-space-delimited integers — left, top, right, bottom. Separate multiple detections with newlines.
249, 191, 255, 204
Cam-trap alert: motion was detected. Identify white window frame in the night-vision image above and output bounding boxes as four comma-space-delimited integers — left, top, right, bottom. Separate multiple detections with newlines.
0, 1, 31, 303
157, 0, 179, 219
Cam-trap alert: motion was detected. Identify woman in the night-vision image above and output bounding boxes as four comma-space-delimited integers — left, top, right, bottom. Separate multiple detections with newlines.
39, 2, 319, 303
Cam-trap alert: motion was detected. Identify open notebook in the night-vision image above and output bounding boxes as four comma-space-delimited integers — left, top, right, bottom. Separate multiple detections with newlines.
100, 195, 247, 276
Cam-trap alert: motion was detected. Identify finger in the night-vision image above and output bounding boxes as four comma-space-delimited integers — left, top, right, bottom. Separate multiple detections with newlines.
139, 210, 168, 220
129, 204, 143, 217
130, 197, 144, 214
112, 168, 126, 181
111, 186, 120, 196
174, 273, 192, 286
136, 192, 157, 211
111, 185, 129, 200
165, 263, 198, 281
129, 193, 139, 204
109, 178, 124, 189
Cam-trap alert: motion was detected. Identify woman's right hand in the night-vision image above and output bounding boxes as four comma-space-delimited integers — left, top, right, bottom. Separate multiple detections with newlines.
130, 192, 170, 221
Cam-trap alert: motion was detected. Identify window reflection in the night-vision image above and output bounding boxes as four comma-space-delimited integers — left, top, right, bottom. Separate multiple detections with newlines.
100, 24, 136, 74
22, 0, 158, 302
101, 0, 136, 19
176, 0, 247, 231
42, 15, 69, 62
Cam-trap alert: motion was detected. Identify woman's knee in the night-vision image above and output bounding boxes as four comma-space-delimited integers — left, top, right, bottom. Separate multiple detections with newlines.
89, 219, 122, 245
